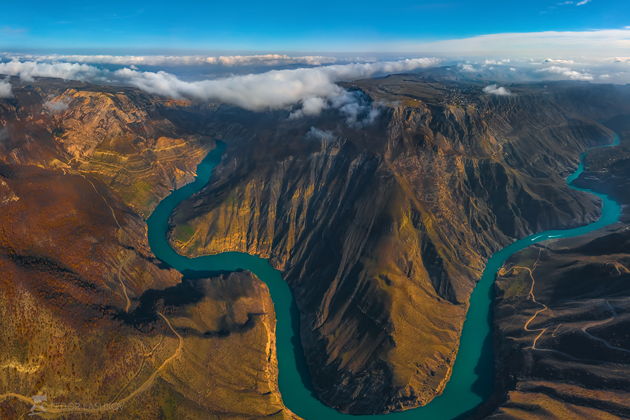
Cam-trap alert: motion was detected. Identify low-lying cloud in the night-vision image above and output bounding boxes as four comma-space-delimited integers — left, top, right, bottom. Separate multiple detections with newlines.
543, 58, 575, 64
2, 50, 630, 121
0, 78, 12, 98
459, 64, 477, 72
306, 127, 335, 142
0, 57, 439, 122
329, 90, 381, 127
441, 55, 630, 84
0, 53, 338, 67
483, 84, 512, 96
0, 61, 100, 82
43, 98, 70, 113
0, 127, 8, 143
113, 58, 440, 110
536, 65, 594, 81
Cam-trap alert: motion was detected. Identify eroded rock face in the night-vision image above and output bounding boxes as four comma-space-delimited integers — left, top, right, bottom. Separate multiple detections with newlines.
169, 77, 630, 413
0, 79, 294, 419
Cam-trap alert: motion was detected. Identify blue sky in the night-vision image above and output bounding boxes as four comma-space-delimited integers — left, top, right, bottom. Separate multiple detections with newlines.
0, 0, 628, 51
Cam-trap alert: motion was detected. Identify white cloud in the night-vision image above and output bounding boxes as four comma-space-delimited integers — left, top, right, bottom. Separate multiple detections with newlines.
0, 78, 11, 98
0, 53, 337, 67
329, 90, 381, 127
0, 58, 438, 121
300, 97, 328, 116
289, 97, 327, 119
483, 59, 511, 65
576, 0, 592, 5
112, 58, 439, 111
483, 84, 512, 96
460, 64, 477, 72
0, 60, 100, 82
389, 29, 630, 57
43, 99, 69, 114
306, 127, 335, 142
0, 127, 8, 142
450, 55, 630, 84
537, 65, 594, 80
543, 58, 575, 64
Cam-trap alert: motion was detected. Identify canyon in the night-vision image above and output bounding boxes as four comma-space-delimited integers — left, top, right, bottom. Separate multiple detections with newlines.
0, 73, 629, 418
0, 79, 293, 419
169, 76, 630, 414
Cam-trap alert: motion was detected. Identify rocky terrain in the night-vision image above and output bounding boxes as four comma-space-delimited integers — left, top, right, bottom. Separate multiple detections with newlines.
169, 75, 630, 413
0, 78, 294, 419
1, 72, 630, 419
487, 128, 630, 419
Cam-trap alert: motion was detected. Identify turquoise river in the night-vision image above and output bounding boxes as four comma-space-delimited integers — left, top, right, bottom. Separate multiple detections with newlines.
147, 134, 621, 419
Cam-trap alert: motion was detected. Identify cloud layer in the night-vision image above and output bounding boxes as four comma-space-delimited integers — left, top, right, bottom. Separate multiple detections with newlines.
0, 53, 338, 67
0, 57, 439, 114
393, 29, 630, 57
43, 98, 70, 113
306, 127, 335, 142
0, 79, 11, 98
536, 65, 593, 81
451, 55, 630, 84
483, 84, 511, 96
0, 61, 100, 82
1, 46, 630, 120
114, 58, 440, 110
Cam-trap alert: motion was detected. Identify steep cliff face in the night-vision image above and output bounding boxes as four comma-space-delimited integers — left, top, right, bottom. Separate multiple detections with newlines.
2, 74, 629, 418
0, 79, 294, 419
169, 77, 622, 413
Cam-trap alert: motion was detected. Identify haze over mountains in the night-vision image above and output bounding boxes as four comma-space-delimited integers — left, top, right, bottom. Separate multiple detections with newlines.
1, 47, 630, 124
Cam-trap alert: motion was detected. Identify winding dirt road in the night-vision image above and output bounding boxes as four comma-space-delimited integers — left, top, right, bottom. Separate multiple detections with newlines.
0, 312, 183, 417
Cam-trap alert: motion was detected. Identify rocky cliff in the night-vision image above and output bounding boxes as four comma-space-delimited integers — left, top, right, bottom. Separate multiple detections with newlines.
2, 73, 630, 418
169, 76, 629, 413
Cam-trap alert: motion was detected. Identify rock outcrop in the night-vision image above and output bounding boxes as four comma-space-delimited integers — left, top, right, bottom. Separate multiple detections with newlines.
2, 73, 630, 418
169, 76, 630, 413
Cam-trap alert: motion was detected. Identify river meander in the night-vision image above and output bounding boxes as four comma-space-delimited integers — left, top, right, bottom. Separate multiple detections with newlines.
147, 134, 621, 419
